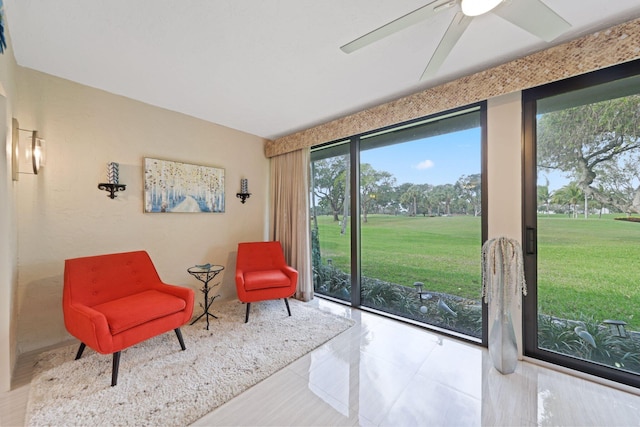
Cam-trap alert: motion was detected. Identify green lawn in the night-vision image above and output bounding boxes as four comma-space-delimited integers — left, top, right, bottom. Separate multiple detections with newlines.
537, 215, 640, 329
315, 213, 640, 330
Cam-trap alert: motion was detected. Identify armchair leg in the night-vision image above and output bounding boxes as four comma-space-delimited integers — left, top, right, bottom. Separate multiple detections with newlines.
75, 342, 86, 360
111, 351, 121, 387
245, 303, 251, 323
284, 298, 291, 316
174, 328, 186, 351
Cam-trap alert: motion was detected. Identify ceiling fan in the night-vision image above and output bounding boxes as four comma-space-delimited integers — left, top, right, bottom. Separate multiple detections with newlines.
340, 0, 571, 80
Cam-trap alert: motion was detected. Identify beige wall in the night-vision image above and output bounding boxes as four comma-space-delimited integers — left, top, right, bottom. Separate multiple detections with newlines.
0, 31, 19, 391
487, 92, 524, 354
487, 92, 522, 241
13, 69, 270, 354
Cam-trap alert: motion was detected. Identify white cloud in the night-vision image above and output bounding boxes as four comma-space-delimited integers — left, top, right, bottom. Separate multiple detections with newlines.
415, 159, 434, 170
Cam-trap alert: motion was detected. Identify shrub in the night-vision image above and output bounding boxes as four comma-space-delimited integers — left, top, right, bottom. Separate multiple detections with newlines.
313, 262, 483, 338
538, 313, 640, 372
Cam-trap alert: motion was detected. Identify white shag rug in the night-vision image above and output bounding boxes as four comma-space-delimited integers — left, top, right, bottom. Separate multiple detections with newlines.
25, 298, 354, 426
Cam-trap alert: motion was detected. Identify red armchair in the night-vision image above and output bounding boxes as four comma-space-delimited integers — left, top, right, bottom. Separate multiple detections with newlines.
235, 241, 298, 323
63, 250, 194, 386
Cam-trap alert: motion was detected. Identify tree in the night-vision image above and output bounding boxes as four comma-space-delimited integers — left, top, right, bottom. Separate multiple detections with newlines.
311, 156, 348, 221
456, 174, 481, 216
392, 182, 413, 214
360, 163, 395, 223
432, 184, 456, 215
419, 184, 436, 216
399, 185, 423, 216
367, 174, 398, 215
537, 95, 640, 215
596, 154, 640, 216
552, 182, 583, 218
537, 177, 552, 215
340, 158, 350, 235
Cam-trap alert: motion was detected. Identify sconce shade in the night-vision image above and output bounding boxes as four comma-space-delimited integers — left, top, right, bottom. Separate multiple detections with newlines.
237, 178, 251, 203
11, 118, 18, 181
99, 161, 126, 199
16, 127, 45, 175
107, 162, 120, 184
32, 132, 45, 174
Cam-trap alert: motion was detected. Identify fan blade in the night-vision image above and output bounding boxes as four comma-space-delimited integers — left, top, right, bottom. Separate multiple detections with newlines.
494, 0, 570, 42
340, 0, 457, 53
421, 12, 472, 80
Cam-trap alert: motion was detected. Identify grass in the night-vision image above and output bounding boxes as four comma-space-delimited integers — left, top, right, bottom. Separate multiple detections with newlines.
537, 214, 640, 329
315, 213, 640, 330
317, 215, 481, 299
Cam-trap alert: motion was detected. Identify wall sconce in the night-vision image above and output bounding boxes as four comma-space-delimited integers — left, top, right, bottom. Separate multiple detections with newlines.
98, 162, 126, 199
12, 119, 46, 180
236, 178, 251, 203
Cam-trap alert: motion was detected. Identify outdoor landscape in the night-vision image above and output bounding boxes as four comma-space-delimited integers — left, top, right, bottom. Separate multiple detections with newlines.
311, 91, 640, 375
313, 213, 639, 326
312, 212, 640, 372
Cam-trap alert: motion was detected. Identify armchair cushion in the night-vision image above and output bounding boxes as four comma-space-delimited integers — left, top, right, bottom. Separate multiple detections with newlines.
244, 270, 291, 291
93, 290, 187, 335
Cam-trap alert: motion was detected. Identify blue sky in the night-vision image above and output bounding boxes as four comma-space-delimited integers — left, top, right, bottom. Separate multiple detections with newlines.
360, 127, 571, 191
360, 128, 481, 186
538, 169, 572, 191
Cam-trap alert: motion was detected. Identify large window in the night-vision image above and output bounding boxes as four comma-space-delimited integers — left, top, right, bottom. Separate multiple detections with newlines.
523, 61, 640, 387
311, 105, 487, 341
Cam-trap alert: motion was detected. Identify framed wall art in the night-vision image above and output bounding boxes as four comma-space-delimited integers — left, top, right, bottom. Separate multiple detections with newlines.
144, 158, 225, 213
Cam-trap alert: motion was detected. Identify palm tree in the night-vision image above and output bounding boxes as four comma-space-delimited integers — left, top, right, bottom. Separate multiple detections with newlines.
552, 182, 583, 218
537, 184, 552, 215
433, 184, 456, 216
400, 185, 423, 216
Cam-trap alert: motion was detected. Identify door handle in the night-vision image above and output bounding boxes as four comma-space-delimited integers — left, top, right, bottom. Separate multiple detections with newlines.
525, 227, 537, 255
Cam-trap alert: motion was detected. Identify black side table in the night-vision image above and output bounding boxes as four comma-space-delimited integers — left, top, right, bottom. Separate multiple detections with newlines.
188, 264, 224, 330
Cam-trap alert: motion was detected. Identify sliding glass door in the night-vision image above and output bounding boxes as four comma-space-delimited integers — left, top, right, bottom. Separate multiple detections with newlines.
311, 105, 487, 342
310, 140, 352, 303
523, 61, 640, 387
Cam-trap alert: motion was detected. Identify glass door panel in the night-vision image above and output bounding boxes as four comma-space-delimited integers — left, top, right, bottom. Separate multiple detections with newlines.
358, 108, 485, 340
311, 141, 352, 303
524, 65, 640, 387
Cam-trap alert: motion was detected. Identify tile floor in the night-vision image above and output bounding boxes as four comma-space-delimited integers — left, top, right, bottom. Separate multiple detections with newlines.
3, 298, 640, 426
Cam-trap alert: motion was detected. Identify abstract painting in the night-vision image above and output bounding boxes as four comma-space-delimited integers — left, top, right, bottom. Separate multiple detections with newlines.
144, 158, 225, 213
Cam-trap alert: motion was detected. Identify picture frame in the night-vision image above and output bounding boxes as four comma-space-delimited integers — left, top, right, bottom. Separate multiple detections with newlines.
143, 157, 225, 213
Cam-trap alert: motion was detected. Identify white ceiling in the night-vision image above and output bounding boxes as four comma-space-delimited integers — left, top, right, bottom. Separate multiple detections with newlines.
5, 0, 640, 140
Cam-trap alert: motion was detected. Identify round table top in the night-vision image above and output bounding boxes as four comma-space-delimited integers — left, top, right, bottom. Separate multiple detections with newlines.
188, 264, 224, 274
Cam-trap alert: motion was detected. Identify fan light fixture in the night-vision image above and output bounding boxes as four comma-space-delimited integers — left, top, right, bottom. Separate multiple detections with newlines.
340, 0, 570, 80
461, 0, 503, 16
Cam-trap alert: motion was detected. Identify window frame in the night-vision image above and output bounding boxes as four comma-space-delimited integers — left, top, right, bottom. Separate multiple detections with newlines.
522, 59, 640, 388
311, 102, 489, 345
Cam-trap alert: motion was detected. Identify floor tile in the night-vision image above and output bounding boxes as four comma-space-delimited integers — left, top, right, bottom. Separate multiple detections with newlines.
417, 337, 485, 399
193, 368, 359, 426
379, 376, 481, 426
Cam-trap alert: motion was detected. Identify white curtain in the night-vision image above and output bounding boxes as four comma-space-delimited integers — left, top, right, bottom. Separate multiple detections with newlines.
270, 148, 313, 301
